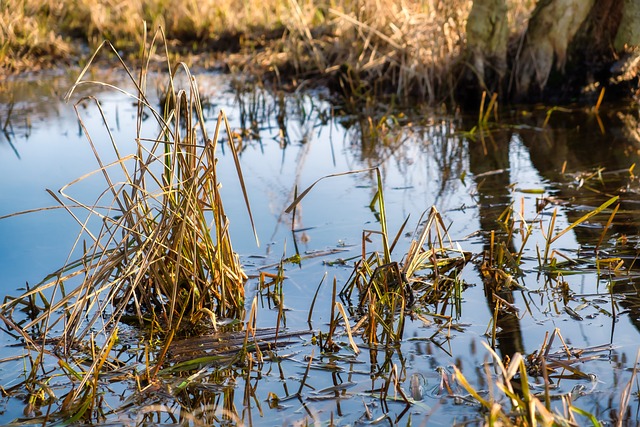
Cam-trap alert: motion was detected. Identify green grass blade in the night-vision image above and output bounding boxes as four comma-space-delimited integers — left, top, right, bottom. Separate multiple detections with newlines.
550, 196, 619, 244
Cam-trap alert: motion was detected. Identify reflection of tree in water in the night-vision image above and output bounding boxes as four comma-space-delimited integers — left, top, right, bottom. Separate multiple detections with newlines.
515, 107, 640, 335
466, 123, 525, 360
517, 110, 640, 235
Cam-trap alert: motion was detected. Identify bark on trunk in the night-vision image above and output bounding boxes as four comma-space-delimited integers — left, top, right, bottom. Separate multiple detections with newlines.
463, 0, 640, 103
465, 0, 509, 90
515, 0, 595, 96
615, 0, 640, 50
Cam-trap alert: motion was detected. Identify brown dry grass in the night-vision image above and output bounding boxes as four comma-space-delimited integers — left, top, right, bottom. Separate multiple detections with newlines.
1, 0, 292, 72
0, 33, 256, 419
1, 0, 536, 99
0, 0, 70, 71
231, 0, 534, 103
242, 0, 472, 103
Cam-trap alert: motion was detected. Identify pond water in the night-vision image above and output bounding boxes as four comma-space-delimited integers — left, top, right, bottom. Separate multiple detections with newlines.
2, 68, 640, 425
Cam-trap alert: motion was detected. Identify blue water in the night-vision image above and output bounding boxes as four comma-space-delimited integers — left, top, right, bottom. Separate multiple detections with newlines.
1, 69, 640, 425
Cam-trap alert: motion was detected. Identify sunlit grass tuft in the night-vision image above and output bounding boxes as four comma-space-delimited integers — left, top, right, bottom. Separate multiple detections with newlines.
287, 168, 470, 348
0, 28, 255, 420
340, 203, 471, 346
454, 330, 609, 426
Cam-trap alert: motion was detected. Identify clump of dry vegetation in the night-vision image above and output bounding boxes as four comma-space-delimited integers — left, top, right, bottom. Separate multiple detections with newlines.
265, 0, 472, 103
0, 0, 291, 72
0, 0, 71, 71
0, 30, 256, 420
2, 0, 537, 103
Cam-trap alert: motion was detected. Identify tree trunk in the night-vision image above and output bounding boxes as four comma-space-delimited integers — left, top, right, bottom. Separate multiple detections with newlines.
465, 0, 508, 91
463, 0, 640, 103
515, 0, 595, 96
615, 0, 640, 50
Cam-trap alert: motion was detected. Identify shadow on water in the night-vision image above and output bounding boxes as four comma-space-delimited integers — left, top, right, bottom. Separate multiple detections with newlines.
465, 104, 640, 362
465, 119, 526, 361
4, 70, 640, 424
516, 107, 640, 340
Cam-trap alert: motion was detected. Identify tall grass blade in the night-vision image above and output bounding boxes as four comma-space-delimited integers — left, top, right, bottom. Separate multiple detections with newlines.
334, 301, 360, 354
221, 110, 260, 247
285, 167, 378, 214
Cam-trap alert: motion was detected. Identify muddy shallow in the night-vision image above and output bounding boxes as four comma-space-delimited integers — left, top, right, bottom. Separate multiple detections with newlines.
1, 69, 640, 425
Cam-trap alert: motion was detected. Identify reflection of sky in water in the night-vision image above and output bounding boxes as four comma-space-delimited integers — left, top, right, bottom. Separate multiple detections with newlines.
1, 71, 640, 423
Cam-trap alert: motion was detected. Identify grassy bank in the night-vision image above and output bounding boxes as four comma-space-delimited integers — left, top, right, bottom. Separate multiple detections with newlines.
1, 0, 291, 71
2, 0, 534, 102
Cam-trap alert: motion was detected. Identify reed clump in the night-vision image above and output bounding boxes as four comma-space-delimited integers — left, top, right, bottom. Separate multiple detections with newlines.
338, 204, 471, 347
287, 168, 471, 349
0, 30, 255, 420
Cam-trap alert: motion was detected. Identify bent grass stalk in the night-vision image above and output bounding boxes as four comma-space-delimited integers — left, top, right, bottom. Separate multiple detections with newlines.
541, 196, 619, 268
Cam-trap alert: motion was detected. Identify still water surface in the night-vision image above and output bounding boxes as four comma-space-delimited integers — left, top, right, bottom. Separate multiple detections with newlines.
1, 69, 640, 424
